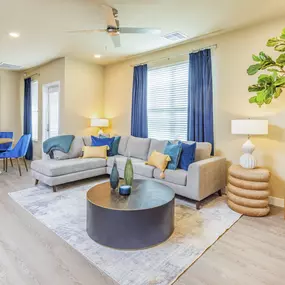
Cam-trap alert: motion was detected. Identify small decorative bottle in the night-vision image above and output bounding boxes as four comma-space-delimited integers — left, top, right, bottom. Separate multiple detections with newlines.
124, 156, 134, 186
110, 158, 119, 190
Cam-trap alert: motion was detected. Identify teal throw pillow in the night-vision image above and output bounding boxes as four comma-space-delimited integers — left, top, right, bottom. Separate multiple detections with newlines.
164, 141, 182, 170
111, 136, 121, 155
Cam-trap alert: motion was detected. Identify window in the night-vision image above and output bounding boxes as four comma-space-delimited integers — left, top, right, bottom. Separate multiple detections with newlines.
147, 61, 188, 140
31, 80, 39, 141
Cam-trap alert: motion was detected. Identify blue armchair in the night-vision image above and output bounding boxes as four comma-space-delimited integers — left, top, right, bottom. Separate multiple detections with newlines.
0, 134, 31, 176
0, 131, 14, 170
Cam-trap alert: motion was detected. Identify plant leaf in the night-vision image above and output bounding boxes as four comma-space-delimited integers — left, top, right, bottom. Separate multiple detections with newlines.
248, 84, 264, 92
256, 90, 266, 105
265, 97, 272, 104
267, 68, 281, 72
258, 74, 273, 85
267, 37, 280, 47
247, 64, 261, 75
249, 96, 257, 103
252, 54, 260, 62
275, 44, 285, 52
274, 76, 285, 87
274, 87, 282, 98
276, 54, 285, 65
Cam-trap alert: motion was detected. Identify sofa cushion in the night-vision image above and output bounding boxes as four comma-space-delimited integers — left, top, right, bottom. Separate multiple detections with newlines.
182, 141, 212, 161
83, 136, 92, 146
148, 139, 167, 158
31, 158, 106, 177
107, 155, 155, 178
118, 136, 129, 156
125, 136, 151, 160
53, 136, 84, 160
153, 168, 187, 186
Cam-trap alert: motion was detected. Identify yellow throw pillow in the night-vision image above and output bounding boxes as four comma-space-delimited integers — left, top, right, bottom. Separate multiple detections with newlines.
82, 146, 109, 159
145, 151, 171, 172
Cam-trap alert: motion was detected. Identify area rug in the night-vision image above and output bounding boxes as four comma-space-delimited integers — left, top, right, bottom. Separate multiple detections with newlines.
9, 182, 241, 285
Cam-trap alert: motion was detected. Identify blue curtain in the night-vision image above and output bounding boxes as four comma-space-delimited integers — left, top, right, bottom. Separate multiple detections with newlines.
188, 49, 214, 154
24, 78, 33, 160
131, 64, 148, 138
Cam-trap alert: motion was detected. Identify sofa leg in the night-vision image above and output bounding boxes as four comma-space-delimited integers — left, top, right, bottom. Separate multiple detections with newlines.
52, 186, 57, 192
218, 189, 222, 196
196, 201, 201, 210
35, 179, 39, 186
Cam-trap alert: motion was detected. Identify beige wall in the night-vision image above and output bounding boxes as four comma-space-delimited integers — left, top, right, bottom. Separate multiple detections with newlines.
21, 58, 66, 158
104, 17, 285, 199
20, 57, 104, 158
0, 70, 21, 140
64, 58, 104, 136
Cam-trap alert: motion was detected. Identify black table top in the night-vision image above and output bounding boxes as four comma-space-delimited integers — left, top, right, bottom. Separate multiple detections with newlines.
87, 179, 175, 211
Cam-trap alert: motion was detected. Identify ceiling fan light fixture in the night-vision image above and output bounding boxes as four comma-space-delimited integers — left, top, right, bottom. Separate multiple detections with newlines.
94, 54, 101, 58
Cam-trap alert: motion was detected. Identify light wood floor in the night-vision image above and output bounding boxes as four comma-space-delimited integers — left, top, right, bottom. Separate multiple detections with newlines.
0, 161, 285, 285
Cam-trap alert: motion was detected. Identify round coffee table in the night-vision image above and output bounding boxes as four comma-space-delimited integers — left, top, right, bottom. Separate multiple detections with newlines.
86, 179, 175, 250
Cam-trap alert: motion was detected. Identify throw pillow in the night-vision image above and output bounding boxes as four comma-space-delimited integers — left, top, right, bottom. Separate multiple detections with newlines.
164, 141, 182, 170
111, 136, 121, 155
145, 151, 171, 172
178, 142, 197, 171
82, 146, 109, 159
91, 136, 115, 156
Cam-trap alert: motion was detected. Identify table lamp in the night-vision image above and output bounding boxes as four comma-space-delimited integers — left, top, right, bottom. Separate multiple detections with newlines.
231, 119, 268, 169
91, 118, 109, 136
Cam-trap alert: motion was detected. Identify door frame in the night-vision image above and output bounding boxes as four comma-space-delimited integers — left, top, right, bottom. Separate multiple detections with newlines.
42, 81, 61, 142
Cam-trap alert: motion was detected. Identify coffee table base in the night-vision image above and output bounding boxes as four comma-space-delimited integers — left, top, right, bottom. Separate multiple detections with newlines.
87, 199, 175, 250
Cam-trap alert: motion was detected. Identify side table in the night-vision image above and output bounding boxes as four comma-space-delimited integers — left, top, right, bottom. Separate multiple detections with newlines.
227, 165, 270, 217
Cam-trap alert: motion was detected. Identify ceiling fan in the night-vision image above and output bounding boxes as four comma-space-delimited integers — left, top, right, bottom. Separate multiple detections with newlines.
68, 5, 161, 48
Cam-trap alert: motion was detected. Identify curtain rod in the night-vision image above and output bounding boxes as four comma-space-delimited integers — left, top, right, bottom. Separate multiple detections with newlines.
130, 44, 217, 67
24, 72, 40, 78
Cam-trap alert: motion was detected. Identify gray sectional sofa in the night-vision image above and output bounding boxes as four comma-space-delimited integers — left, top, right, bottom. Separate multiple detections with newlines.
31, 135, 226, 209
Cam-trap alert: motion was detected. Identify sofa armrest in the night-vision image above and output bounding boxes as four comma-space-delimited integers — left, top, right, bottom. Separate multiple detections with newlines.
186, 156, 226, 201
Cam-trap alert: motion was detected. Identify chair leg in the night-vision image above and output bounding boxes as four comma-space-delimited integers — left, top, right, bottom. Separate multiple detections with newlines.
16, 158, 22, 176
5, 158, 8, 172
2, 159, 5, 171
22, 157, 28, 172
218, 189, 222, 196
10, 158, 13, 167
52, 186, 57, 192
35, 179, 39, 186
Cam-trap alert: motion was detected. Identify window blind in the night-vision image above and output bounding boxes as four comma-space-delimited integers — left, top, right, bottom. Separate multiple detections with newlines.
147, 61, 188, 141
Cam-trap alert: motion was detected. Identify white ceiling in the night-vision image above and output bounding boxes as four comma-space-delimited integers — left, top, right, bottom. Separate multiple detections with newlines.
1, 0, 285, 69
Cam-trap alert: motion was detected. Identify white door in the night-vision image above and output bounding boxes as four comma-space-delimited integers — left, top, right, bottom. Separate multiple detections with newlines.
42, 82, 60, 141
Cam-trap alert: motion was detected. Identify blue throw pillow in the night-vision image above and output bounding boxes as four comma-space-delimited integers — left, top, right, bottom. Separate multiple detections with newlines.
178, 142, 197, 171
112, 136, 121, 155
91, 136, 115, 156
164, 141, 182, 170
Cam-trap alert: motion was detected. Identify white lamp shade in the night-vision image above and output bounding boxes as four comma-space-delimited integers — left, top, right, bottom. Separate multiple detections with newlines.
90, 118, 109, 128
231, 119, 268, 135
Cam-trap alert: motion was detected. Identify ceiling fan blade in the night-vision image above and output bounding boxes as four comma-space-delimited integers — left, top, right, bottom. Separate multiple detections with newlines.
111, 35, 121, 48
102, 5, 118, 28
67, 29, 106, 34
119, 27, 161, 34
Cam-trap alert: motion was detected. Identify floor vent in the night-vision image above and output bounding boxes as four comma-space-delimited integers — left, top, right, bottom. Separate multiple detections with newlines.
0, 62, 23, 70
163, 31, 188, 41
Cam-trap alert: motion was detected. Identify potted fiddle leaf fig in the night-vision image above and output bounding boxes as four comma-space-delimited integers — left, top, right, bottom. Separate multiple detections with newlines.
247, 28, 285, 107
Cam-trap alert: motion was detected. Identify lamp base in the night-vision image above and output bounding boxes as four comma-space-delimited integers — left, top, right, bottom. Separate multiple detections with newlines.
98, 128, 104, 136
240, 139, 257, 169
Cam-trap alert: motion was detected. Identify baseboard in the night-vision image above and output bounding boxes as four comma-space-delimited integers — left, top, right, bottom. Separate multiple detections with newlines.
269, 196, 284, 208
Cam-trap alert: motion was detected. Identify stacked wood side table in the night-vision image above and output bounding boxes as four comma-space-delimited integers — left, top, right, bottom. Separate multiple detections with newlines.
227, 165, 270, 217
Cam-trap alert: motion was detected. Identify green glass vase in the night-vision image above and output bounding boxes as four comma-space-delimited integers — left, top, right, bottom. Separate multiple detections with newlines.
124, 157, 134, 186
110, 158, 119, 190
